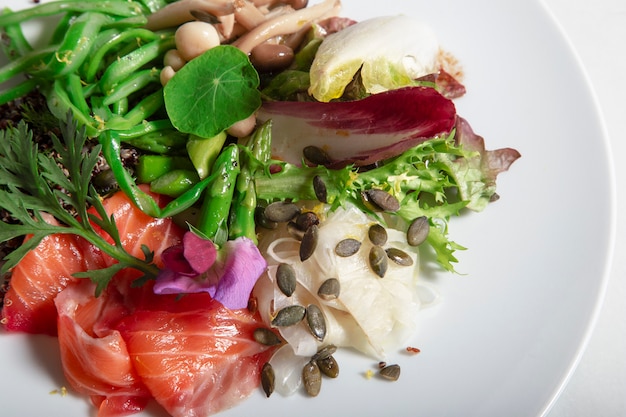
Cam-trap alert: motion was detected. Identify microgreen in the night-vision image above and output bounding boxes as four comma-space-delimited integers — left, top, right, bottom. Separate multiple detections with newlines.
164, 45, 261, 138
0, 114, 159, 296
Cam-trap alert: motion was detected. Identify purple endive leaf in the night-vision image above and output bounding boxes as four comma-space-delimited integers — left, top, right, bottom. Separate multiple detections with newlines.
209, 237, 267, 310
257, 86, 456, 168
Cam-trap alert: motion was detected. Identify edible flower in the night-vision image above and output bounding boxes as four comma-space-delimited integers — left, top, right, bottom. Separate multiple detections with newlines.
153, 231, 266, 309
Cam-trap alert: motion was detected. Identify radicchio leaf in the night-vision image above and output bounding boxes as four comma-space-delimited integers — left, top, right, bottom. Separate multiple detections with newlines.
257, 86, 456, 168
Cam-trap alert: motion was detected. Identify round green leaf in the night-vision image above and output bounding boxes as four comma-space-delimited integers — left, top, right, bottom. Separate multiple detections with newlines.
164, 45, 261, 138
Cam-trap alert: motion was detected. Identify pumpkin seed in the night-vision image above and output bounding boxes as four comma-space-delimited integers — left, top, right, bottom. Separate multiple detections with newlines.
287, 221, 305, 240
407, 216, 429, 246
295, 211, 319, 231
385, 247, 414, 266
303, 145, 331, 166
379, 364, 401, 381
253, 328, 283, 346
261, 362, 275, 397
368, 223, 388, 246
369, 246, 388, 278
302, 361, 322, 397
300, 224, 319, 261
317, 278, 340, 300
276, 263, 297, 297
363, 189, 400, 212
317, 355, 339, 378
313, 175, 328, 203
255, 206, 278, 230
335, 238, 361, 257
271, 305, 306, 327
264, 201, 300, 223
305, 304, 326, 341
312, 344, 337, 362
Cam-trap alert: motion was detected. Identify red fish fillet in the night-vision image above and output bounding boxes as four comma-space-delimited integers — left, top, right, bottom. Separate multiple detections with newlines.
1, 231, 105, 335
56, 280, 151, 417
116, 292, 277, 417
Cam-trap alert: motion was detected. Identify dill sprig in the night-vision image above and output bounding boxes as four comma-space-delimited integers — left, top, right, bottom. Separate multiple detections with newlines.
0, 113, 158, 296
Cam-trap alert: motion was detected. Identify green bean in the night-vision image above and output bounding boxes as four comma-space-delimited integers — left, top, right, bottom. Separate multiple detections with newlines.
157, 174, 214, 219
0, 78, 38, 106
122, 128, 188, 154
111, 119, 174, 139
90, 95, 134, 131
149, 169, 200, 197
136, 0, 169, 14
78, 27, 120, 82
136, 155, 194, 183
111, 97, 129, 115
122, 87, 164, 126
102, 68, 160, 105
66, 73, 91, 116
49, 12, 76, 45
83, 28, 159, 82
0, 1, 146, 26
0, 45, 57, 83
197, 144, 241, 245
99, 35, 175, 93
0, 16, 33, 58
99, 130, 163, 216
101, 131, 217, 219
35, 12, 112, 78
45, 79, 99, 137
101, 15, 148, 29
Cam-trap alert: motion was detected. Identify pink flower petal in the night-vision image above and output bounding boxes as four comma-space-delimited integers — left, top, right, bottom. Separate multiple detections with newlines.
212, 237, 267, 310
161, 245, 196, 276
153, 269, 204, 294
214, 237, 267, 310
153, 236, 265, 309
183, 231, 218, 274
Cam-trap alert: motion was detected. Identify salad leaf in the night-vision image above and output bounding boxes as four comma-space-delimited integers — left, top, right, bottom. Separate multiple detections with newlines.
308, 15, 440, 102
164, 45, 261, 138
257, 86, 457, 168
254, 133, 478, 272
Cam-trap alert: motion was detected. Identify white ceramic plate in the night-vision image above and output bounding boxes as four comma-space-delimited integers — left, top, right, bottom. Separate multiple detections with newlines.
0, 1, 615, 416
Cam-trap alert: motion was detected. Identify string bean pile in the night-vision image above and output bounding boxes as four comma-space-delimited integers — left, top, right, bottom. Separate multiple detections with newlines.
0, 0, 338, 245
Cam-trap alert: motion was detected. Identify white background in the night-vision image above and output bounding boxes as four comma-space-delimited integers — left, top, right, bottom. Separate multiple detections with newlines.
542, 0, 626, 416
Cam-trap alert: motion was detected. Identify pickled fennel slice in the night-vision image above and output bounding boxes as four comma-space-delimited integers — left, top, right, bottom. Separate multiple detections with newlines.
253, 202, 439, 393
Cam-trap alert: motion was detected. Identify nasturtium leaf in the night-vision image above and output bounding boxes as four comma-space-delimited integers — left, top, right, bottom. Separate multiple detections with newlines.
164, 45, 261, 138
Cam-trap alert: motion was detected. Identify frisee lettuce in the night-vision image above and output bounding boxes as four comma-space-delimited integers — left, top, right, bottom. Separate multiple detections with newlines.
254, 132, 485, 272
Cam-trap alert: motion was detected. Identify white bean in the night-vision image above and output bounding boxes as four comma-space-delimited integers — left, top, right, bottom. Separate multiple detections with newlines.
175, 21, 221, 62
227, 113, 257, 138
160, 66, 176, 86
163, 49, 186, 71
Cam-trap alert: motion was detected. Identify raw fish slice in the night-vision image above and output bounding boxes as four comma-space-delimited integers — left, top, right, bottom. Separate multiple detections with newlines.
56, 280, 151, 417
1, 231, 105, 335
117, 294, 278, 417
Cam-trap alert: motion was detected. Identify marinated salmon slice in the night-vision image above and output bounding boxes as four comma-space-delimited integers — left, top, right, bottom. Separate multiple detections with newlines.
55, 280, 152, 417
1, 231, 105, 335
117, 292, 279, 417
1, 187, 184, 335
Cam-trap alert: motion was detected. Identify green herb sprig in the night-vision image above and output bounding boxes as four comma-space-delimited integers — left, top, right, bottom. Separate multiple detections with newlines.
0, 113, 159, 296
